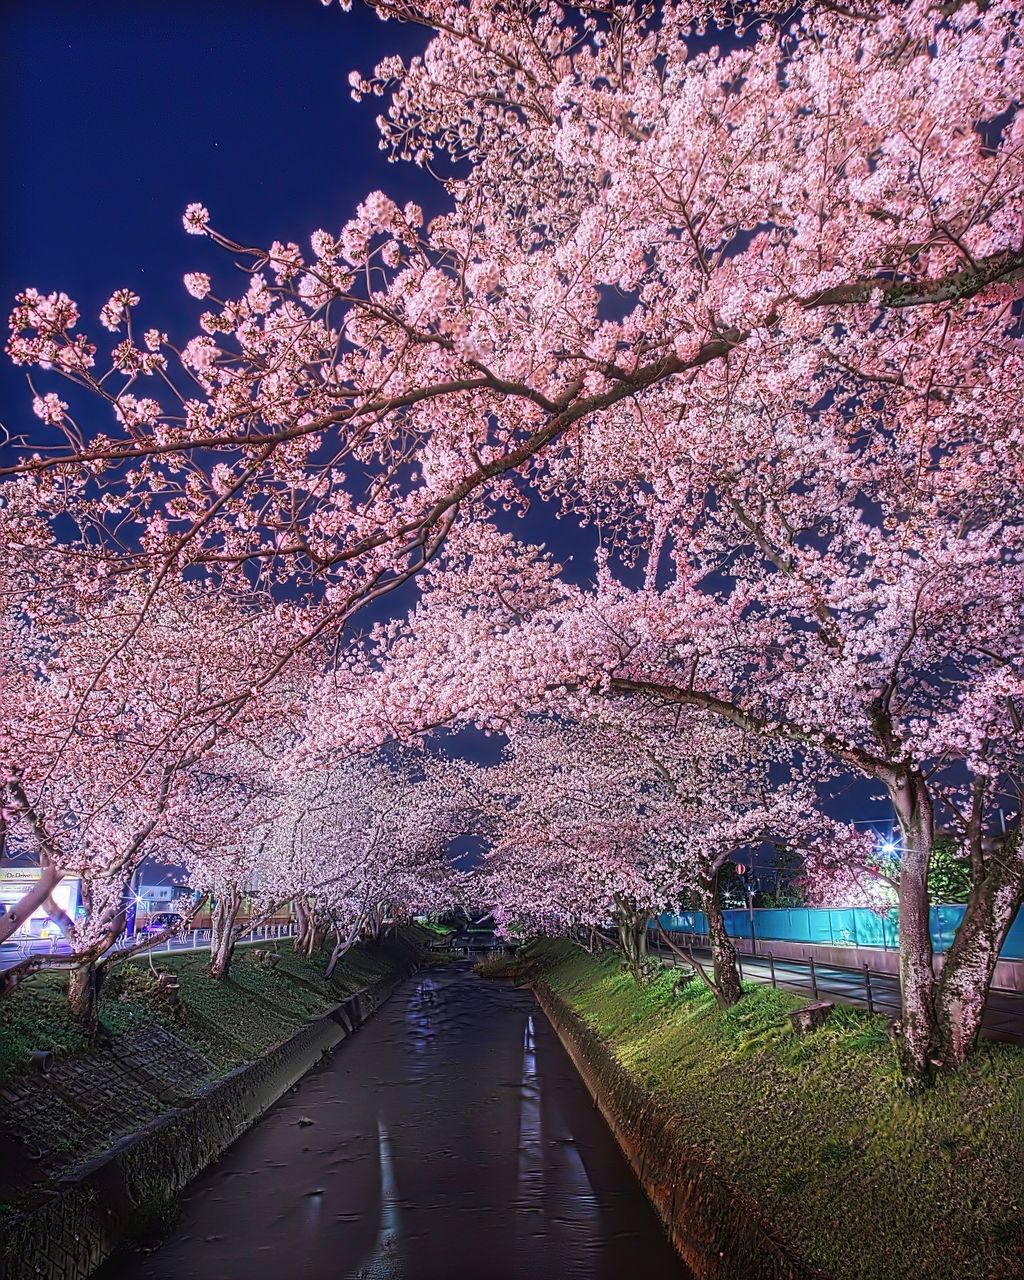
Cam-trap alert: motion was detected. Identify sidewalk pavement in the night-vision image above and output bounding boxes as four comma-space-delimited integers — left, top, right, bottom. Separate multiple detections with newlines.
649, 938, 1024, 1046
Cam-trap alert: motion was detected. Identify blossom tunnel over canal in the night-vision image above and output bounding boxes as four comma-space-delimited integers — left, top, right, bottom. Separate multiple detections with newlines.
95, 963, 689, 1280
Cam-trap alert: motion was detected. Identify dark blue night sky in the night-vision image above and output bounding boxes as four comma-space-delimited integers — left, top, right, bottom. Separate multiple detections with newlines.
2, 1, 432, 429
3, 2, 890, 837
3, 0, 590, 574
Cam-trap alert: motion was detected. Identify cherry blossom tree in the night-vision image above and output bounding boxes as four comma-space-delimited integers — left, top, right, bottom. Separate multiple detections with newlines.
0, 558, 304, 1026
305, 499, 1022, 1079
0, 481, 81, 941
4, 0, 1020, 655
476, 719, 664, 981
564, 525, 1023, 1078
170, 746, 292, 982
3, 0, 1021, 1079
469, 709, 869, 1001
183, 750, 471, 982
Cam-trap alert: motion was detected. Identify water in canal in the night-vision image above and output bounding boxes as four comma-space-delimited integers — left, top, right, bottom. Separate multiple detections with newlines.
99, 963, 689, 1280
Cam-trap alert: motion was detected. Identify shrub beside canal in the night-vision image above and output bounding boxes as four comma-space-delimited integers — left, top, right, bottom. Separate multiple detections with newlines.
516, 939, 1024, 1280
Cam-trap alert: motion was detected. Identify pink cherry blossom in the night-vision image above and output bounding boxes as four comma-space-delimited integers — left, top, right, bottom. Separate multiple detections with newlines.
182, 202, 210, 234
184, 272, 211, 299
31, 392, 66, 425
2, 1, 1022, 1080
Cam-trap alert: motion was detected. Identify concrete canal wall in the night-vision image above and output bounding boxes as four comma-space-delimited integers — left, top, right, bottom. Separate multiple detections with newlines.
533, 980, 826, 1280
0, 955, 419, 1280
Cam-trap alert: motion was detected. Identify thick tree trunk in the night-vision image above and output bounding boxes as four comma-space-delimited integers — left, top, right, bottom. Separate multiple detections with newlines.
208, 893, 241, 981
613, 893, 651, 984
293, 897, 309, 953
68, 960, 101, 1033
701, 870, 743, 1008
933, 832, 1023, 1069
889, 771, 938, 1083
64, 889, 125, 1032
366, 905, 388, 944
293, 897, 323, 957
208, 933, 236, 981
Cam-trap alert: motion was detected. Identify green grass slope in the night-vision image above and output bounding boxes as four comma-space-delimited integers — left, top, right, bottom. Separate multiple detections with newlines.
525, 939, 1024, 1280
0, 928, 426, 1089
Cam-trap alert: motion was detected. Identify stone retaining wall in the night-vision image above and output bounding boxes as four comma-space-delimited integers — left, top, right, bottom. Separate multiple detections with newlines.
0, 963, 416, 1280
533, 980, 828, 1280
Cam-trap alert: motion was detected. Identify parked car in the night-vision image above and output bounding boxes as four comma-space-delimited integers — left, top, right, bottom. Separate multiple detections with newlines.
141, 912, 182, 935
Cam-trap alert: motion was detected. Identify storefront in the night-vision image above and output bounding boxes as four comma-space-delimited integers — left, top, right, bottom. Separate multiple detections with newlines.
0, 867, 82, 939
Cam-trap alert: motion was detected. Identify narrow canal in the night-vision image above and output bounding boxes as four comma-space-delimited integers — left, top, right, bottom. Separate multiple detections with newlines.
99, 963, 689, 1280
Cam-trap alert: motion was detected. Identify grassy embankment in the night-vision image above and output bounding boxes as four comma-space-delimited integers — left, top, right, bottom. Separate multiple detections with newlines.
508, 939, 1024, 1280
0, 928, 426, 1090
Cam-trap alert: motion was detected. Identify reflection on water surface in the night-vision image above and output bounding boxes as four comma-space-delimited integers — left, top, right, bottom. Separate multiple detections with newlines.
98, 964, 689, 1280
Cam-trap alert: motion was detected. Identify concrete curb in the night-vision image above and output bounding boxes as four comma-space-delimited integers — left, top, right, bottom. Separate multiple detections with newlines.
0, 962, 417, 1280
533, 980, 830, 1280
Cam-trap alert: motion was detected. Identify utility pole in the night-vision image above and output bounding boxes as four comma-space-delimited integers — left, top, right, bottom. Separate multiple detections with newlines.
736, 862, 757, 956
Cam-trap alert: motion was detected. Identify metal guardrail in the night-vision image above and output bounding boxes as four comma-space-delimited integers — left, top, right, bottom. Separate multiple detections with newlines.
118, 922, 297, 956
649, 933, 1021, 1014
427, 938, 511, 957
2, 923, 297, 966
650, 935, 904, 1017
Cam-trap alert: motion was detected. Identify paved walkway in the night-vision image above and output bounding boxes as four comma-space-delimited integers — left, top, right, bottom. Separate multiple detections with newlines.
649, 938, 1024, 1046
